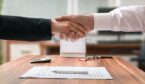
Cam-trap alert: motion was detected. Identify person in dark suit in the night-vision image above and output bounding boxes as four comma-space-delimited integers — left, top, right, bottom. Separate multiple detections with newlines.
0, 15, 85, 41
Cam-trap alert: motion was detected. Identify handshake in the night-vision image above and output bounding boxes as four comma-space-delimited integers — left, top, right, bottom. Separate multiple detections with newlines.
51, 15, 94, 41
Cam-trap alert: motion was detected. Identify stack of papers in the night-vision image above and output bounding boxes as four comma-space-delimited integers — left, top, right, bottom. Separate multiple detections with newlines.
20, 66, 113, 79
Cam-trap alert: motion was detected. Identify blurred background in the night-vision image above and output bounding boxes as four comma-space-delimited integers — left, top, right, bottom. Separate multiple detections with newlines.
0, 0, 145, 71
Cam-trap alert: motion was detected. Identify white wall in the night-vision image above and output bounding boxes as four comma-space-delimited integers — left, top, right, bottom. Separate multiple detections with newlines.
121, 0, 145, 6
2, 0, 67, 19
2, 0, 144, 19
78, 0, 107, 14
10, 44, 40, 60
78, 0, 145, 14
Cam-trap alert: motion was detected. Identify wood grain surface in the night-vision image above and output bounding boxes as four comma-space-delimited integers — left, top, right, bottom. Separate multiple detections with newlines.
0, 55, 145, 84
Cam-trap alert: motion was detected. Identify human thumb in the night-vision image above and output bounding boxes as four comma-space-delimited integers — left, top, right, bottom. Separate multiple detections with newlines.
55, 16, 71, 21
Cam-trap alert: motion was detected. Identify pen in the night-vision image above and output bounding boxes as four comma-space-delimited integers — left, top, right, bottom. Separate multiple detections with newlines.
52, 70, 88, 74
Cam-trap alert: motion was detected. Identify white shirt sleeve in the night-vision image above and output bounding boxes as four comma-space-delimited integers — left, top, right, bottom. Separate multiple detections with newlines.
93, 5, 145, 32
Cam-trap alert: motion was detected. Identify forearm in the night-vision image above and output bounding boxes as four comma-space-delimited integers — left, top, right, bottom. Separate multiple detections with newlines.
0, 15, 52, 41
93, 5, 145, 32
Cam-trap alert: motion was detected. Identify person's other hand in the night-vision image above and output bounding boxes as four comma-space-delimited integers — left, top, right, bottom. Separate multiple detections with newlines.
55, 15, 94, 33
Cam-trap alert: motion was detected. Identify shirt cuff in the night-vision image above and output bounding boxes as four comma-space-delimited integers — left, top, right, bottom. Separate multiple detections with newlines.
92, 13, 112, 30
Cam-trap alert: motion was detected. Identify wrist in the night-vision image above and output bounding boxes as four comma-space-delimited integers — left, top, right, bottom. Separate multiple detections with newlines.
51, 20, 58, 35
87, 14, 94, 30
92, 13, 112, 30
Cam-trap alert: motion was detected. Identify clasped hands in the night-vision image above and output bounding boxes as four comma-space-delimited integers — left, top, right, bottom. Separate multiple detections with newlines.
51, 15, 94, 41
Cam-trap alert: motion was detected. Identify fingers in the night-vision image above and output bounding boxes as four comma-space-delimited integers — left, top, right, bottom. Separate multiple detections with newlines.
64, 32, 82, 41
75, 33, 81, 40
67, 32, 75, 41
55, 16, 71, 21
60, 31, 82, 41
72, 33, 81, 41
60, 32, 66, 39
69, 26, 84, 38
71, 22, 87, 34
56, 17, 87, 41
59, 22, 86, 41
68, 22, 87, 37
60, 30, 70, 40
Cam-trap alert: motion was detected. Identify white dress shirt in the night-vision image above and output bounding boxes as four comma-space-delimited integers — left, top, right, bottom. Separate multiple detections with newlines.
93, 5, 145, 32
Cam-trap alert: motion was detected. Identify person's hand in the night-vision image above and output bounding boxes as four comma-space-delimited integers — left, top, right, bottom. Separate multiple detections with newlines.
51, 20, 86, 41
56, 14, 94, 34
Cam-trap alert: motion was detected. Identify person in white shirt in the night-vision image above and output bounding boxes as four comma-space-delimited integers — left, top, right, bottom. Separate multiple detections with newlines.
56, 5, 145, 40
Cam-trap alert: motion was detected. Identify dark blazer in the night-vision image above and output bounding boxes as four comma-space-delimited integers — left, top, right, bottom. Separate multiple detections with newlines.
0, 15, 52, 41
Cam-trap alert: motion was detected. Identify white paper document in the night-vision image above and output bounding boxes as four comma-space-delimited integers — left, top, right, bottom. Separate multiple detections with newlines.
60, 38, 86, 57
20, 66, 113, 80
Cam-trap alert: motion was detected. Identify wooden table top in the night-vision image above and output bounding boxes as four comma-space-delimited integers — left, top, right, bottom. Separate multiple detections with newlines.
41, 42, 141, 49
0, 55, 145, 84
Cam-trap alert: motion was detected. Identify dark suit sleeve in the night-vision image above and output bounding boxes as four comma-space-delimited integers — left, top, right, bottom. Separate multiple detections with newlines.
0, 15, 52, 41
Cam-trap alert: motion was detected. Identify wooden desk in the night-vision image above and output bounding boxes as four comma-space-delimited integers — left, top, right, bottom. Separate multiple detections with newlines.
40, 42, 141, 55
0, 55, 145, 84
